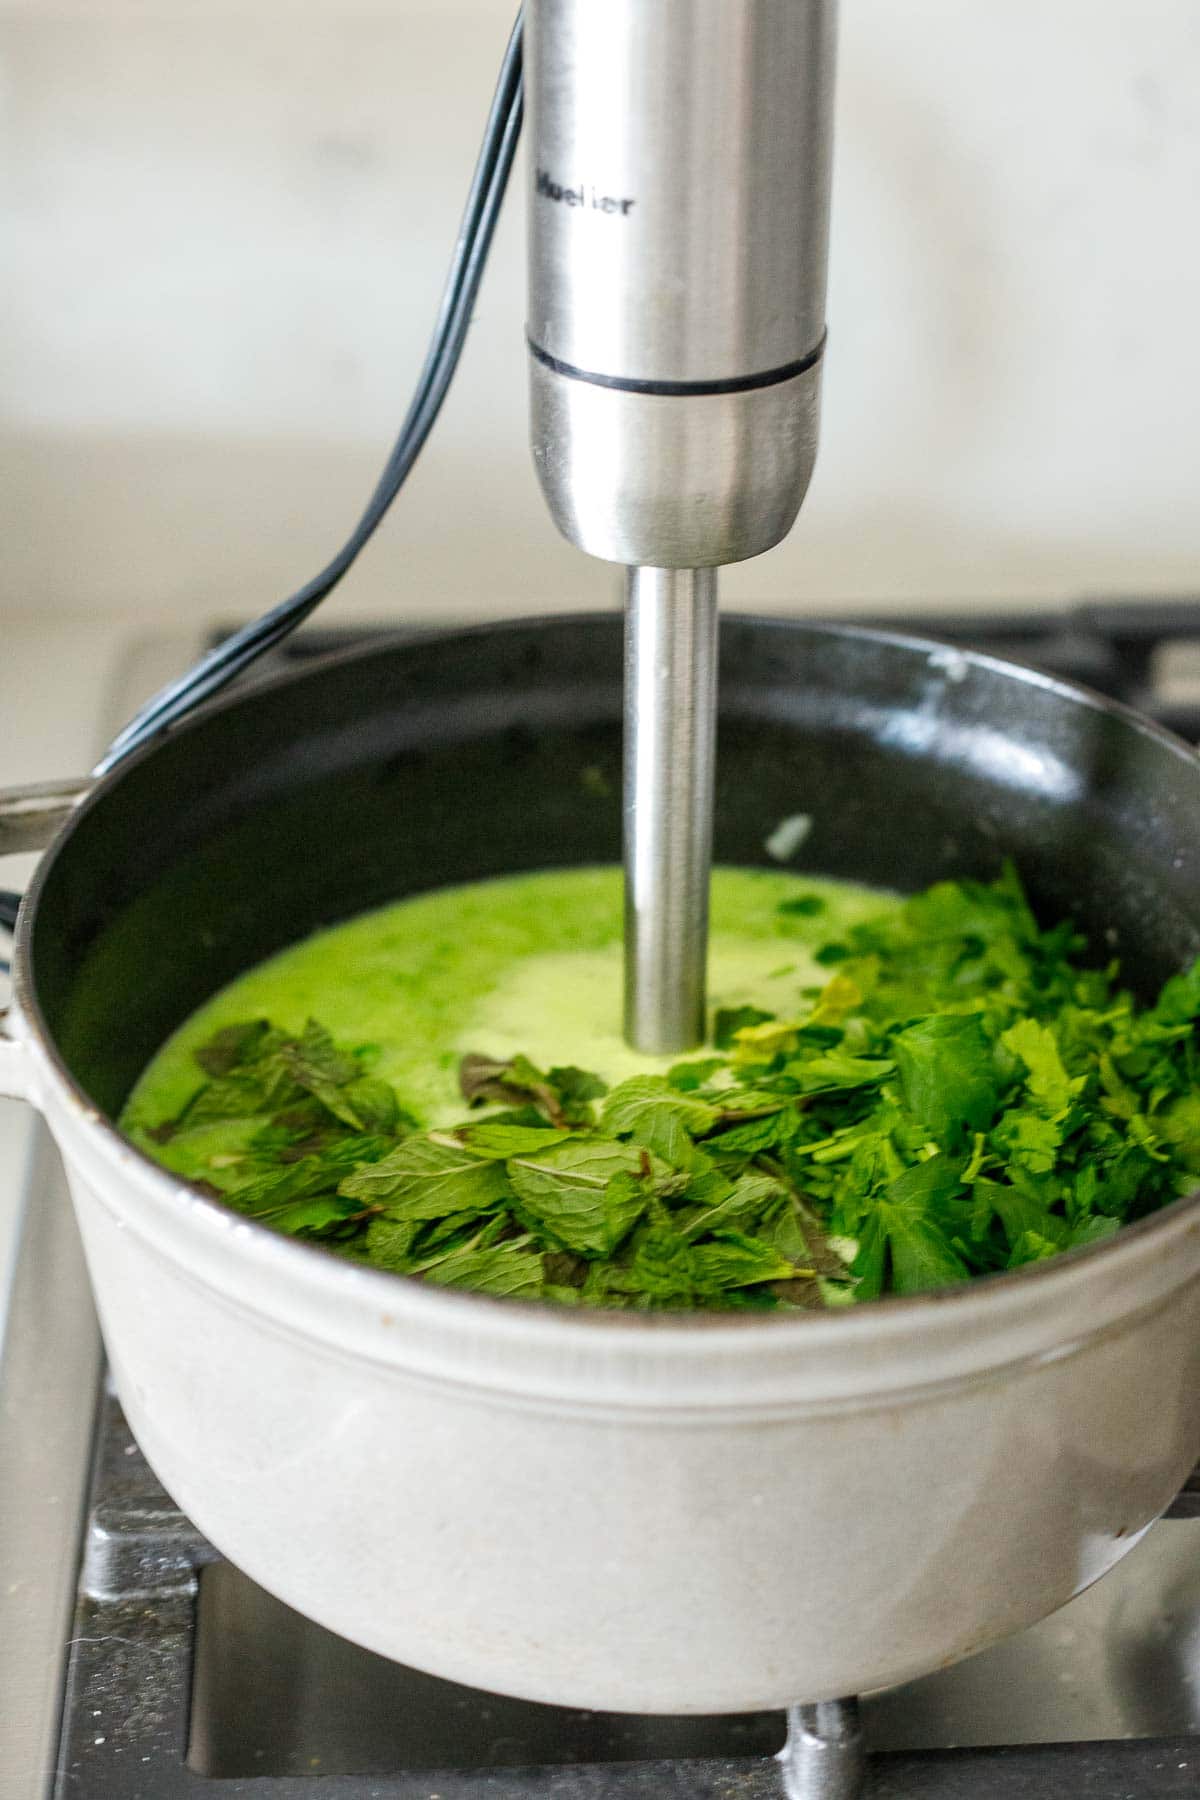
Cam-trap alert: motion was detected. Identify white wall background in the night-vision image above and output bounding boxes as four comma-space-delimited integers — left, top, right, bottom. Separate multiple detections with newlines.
1, 0, 1199, 628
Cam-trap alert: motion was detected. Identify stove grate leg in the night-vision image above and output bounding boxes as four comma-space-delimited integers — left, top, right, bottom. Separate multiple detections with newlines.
779, 1697, 867, 1800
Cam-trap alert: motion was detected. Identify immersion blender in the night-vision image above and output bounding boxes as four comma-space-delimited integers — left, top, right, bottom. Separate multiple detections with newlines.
525, 0, 837, 1054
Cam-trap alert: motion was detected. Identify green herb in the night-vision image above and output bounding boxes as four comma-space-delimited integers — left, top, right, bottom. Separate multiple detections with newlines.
713, 1005, 775, 1049
507, 1138, 675, 1257
140, 865, 1200, 1310
777, 894, 827, 918
458, 1054, 605, 1126
339, 1135, 511, 1219
420, 1234, 544, 1299
892, 1015, 997, 1141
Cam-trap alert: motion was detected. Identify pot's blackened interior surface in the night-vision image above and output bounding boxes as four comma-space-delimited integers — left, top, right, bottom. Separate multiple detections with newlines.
27, 617, 1200, 1119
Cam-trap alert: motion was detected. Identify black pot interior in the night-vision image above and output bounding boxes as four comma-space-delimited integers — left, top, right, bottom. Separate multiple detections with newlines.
26, 616, 1200, 1121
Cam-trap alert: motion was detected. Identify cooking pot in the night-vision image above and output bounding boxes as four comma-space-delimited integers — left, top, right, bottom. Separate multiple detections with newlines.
1, 615, 1198, 1714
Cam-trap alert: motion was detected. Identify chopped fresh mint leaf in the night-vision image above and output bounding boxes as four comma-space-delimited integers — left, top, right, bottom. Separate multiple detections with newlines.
690, 1231, 801, 1290
627, 1224, 701, 1303
339, 1136, 510, 1220
363, 1217, 420, 1270
456, 1123, 572, 1159
706, 1110, 794, 1156
600, 1076, 718, 1137
422, 1236, 543, 1300
785, 1052, 894, 1094
458, 1053, 600, 1127
622, 1105, 712, 1173
680, 1171, 777, 1240
280, 1017, 358, 1095
547, 1065, 609, 1108
337, 1076, 408, 1135
268, 1196, 358, 1236
666, 1056, 726, 1091
194, 1019, 275, 1077
508, 1139, 668, 1257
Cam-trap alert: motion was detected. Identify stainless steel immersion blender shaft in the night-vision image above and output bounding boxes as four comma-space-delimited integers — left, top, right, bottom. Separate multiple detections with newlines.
623, 567, 718, 1054
526, 0, 837, 1049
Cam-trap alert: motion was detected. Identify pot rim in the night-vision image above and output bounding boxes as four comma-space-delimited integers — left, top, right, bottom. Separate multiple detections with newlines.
12, 613, 1200, 1384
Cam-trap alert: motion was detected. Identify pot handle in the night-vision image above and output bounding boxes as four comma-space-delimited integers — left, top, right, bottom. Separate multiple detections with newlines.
0, 1012, 33, 1101
1, 779, 93, 1104
0, 777, 94, 857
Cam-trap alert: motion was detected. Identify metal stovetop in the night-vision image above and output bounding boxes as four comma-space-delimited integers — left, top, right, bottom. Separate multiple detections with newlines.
3, 597, 1200, 1800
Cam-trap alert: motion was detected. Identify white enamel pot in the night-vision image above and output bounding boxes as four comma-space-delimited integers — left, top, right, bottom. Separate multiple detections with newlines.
2, 616, 1198, 1713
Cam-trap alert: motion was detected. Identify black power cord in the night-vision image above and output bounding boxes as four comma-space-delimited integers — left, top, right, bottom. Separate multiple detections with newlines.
94, 7, 524, 779
1, 12, 523, 955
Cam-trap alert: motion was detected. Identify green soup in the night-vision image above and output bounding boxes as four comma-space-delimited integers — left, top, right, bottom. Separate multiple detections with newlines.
123, 864, 888, 1169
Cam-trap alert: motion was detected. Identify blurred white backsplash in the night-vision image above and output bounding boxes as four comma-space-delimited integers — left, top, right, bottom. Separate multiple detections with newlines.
2, 0, 1199, 626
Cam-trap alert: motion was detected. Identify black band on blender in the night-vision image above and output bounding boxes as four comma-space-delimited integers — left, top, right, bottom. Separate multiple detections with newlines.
526, 332, 826, 398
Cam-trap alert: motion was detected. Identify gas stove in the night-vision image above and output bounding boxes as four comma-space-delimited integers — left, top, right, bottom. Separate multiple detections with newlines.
3, 598, 1200, 1800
